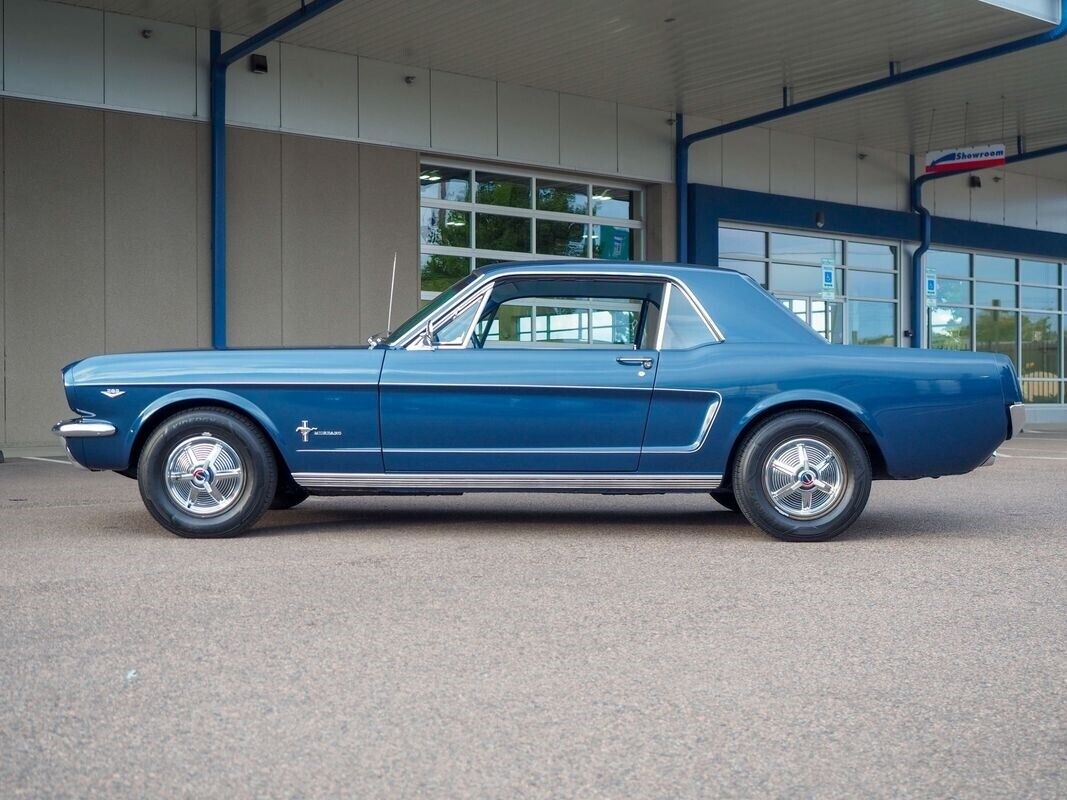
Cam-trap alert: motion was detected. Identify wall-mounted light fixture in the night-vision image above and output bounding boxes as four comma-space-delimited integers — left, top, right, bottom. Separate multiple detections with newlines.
969, 175, 982, 188
815, 210, 826, 229
404, 75, 416, 85
249, 54, 268, 74
141, 29, 153, 39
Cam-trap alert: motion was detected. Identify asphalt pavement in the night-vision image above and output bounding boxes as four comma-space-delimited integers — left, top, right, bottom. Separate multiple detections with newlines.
1, 433, 1065, 798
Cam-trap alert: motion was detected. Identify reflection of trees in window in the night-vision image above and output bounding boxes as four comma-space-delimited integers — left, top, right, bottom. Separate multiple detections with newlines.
975, 308, 1018, 366
929, 307, 972, 351
421, 255, 470, 293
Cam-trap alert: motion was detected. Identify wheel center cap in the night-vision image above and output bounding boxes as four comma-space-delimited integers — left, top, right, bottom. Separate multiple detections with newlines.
192, 466, 210, 485
798, 470, 816, 488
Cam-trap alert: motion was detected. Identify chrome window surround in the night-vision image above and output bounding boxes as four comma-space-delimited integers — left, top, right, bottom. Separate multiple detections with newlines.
398, 269, 725, 351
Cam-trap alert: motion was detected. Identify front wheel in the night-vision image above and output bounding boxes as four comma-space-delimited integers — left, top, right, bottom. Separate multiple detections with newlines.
732, 411, 871, 542
137, 408, 278, 538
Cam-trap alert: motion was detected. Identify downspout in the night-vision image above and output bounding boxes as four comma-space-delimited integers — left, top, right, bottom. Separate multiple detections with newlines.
209, 0, 350, 349
675, 0, 1067, 264
910, 139, 1067, 348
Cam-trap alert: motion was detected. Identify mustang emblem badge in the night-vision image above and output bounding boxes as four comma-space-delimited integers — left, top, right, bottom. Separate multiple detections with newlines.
101, 388, 125, 399
296, 420, 318, 443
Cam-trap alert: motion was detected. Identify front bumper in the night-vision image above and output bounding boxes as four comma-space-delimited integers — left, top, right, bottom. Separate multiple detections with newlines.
52, 418, 117, 438
1008, 403, 1026, 439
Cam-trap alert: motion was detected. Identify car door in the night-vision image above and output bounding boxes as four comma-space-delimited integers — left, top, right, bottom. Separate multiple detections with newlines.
379, 276, 664, 473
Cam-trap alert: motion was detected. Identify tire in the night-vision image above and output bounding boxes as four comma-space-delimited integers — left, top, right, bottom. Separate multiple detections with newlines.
709, 489, 741, 513
137, 407, 278, 538
732, 411, 871, 542
270, 479, 309, 510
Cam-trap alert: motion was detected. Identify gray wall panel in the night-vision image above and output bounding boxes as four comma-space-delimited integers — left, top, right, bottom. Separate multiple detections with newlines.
227, 127, 282, 346
195, 123, 212, 348
358, 144, 417, 340
4, 100, 105, 444
281, 135, 361, 346
104, 113, 199, 353
0, 102, 5, 445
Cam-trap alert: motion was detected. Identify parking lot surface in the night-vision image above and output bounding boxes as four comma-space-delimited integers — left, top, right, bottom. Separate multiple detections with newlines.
2, 433, 1065, 798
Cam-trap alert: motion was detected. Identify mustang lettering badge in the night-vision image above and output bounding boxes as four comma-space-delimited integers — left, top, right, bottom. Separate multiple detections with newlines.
101, 388, 125, 399
296, 420, 318, 443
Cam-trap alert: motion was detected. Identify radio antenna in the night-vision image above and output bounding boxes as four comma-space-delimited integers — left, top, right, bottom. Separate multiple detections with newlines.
386, 251, 398, 333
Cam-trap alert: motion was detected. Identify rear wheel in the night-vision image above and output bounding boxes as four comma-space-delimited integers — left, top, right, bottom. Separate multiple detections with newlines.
732, 411, 871, 542
137, 407, 277, 538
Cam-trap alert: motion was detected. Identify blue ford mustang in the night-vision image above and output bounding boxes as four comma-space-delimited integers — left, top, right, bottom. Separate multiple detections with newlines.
54, 261, 1024, 542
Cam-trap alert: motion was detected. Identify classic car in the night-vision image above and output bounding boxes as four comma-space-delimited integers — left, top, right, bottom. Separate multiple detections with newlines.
54, 261, 1025, 542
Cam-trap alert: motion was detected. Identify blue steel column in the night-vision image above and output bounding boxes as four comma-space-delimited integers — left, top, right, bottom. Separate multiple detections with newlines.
675, 0, 1067, 262
675, 113, 689, 263
210, 30, 226, 350
208, 0, 351, 349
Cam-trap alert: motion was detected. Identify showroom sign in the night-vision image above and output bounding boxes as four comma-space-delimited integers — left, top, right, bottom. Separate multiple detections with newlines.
924, 144, 1006, 174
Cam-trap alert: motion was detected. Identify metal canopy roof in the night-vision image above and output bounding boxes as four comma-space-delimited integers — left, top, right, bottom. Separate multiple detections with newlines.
60, 0, 1067, 175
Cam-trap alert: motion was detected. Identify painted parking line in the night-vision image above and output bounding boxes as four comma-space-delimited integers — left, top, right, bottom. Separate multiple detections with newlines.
997, 452, 1067, 461
17, 456, 76, 466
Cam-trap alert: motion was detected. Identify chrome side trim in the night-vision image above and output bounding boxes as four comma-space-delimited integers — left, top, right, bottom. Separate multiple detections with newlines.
53, 419, 117, 438
292, 472, 723, 491
643, 394, 722, 454
382, 447, 642, 454
981, 452, 997, 467
1009, 402, 1025, 439
384, 382, 651, 392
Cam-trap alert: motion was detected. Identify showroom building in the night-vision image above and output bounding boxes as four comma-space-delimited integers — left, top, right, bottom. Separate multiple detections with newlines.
0, 0, 1066, 449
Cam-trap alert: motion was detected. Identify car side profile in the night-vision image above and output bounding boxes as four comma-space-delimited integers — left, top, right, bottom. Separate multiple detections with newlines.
54, 261, 1025, 542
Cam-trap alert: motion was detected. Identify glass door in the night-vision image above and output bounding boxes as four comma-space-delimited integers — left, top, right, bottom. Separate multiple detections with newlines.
780, 296, 845, 344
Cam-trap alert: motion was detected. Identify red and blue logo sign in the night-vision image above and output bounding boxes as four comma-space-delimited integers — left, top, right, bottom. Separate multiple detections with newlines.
924, 144, 1006, 174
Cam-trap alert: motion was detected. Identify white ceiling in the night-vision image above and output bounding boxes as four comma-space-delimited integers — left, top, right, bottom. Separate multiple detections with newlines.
59, 0, 1067, 177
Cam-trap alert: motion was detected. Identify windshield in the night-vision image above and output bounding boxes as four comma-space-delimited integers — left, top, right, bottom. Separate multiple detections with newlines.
384, 272, 481, 345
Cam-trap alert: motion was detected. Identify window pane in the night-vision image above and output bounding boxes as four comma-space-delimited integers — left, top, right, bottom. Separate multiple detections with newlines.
475, 258, 515, 269
536, 220, 587, 257
1021, 312, 1060, 378
420, 207, 470, 247
592, 225, 635, 260
719, 228, 765, 259
770, 233, 842, 264
592, 187, 634, 219
1022, 380, 1061, 404
809, 300, 844, 344
591, 301, 642, 346
847, 242, 895, 270
483, 301, 534, 344
975, 308, 1018, 367
770, 263, 823, 293
974, 254, 1015, 282
927, 250, 970, 277
719, 258, 766, 285
848, 270, 895, 299
929, 307, 972, 351
975, 281, 1016, 308
848, 300, 896, 346
662, 290, 714, 349
935, 278, 970, 305
419, 166, 470, 201
420, 254, 470, 294
537, 181, 588, 214
535, 306, 589, 343
1020, 285, 1059, 311
434, 296, 482, 346
1020, 260, 1059, 285
476, 213, 530, 253
475, 172, 531, 208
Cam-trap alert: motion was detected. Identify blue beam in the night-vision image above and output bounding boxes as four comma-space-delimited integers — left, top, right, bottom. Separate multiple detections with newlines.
675, 0, 1067, 263
910, 138, 1067, 348
209, 0, 349, 349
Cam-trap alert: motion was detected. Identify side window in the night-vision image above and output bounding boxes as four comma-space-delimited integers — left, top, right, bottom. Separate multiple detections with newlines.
475, 278, 663, 349
661, 286, 716, 350
432, 293, 484, 346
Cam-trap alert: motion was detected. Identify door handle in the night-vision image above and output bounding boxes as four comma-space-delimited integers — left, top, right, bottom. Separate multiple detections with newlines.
617, 356, 653, 369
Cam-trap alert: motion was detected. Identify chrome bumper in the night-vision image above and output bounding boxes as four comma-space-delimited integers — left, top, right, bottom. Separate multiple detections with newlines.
52, 418, 117, 438
981, 452, 997, 467
1008, 402, 1026, 439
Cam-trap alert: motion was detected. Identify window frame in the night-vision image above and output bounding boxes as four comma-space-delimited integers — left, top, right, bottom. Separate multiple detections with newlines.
420, 159, 645, 302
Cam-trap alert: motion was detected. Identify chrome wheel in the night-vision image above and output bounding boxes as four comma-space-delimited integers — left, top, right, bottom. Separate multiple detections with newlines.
164, 435, 245, 517
762, 436, 846, 520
